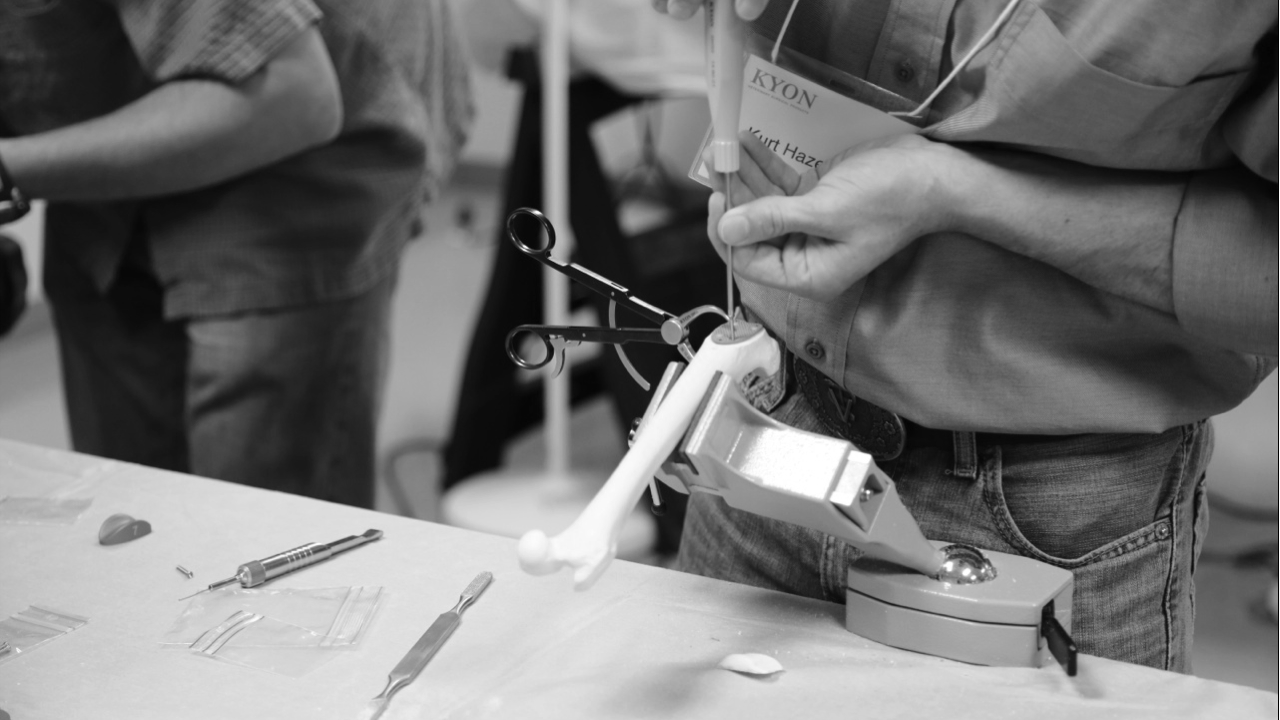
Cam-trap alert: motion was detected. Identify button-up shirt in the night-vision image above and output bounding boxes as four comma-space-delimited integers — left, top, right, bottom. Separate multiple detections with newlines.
743, 0, 1277, 434
0, 0, 473, 318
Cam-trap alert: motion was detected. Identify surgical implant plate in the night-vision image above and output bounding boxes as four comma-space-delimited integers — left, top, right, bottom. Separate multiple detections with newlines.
934, 544, 997, 584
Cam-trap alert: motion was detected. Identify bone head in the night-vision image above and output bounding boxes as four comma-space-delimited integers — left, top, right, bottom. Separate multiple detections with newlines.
517, 530, 554, 575
516, 323, 780, 590
517, 528, 617, 589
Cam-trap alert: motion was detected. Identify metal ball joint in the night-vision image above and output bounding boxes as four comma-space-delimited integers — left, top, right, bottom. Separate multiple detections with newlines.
934, 544, 998, 585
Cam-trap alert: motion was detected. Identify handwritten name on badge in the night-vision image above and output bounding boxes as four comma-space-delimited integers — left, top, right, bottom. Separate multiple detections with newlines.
692, 54, 917, 185
747, 129, 824, 168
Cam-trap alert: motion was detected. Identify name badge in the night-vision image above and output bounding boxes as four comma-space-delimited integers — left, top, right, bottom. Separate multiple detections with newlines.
691, 54, 917, 185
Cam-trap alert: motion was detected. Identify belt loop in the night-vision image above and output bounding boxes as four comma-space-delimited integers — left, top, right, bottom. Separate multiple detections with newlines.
951, 431, 978, 479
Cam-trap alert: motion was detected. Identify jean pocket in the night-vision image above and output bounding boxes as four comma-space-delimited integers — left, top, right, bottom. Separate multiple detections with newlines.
983, 444, 1184, 670
1049, 523, 1175, 670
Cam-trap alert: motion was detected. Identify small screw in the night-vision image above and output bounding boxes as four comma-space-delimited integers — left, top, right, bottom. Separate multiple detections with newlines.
859, 488, 874, 503
176, 565, 194, 579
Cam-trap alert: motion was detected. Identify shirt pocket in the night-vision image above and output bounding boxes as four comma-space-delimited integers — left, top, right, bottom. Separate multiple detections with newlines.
929, 3, 1253, 171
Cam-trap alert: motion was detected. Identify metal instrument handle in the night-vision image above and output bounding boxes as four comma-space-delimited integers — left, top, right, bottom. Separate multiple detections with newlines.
505, 208, 675, 327
327, 528, 383, 553
237, 529, 383, 587
238, 542, 327, 587
452, 571, 493, 615
505, 324, 668, 370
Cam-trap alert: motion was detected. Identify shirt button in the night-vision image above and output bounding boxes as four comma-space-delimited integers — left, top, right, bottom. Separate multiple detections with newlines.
895, 59, 916, 84
805, 340, 825, 361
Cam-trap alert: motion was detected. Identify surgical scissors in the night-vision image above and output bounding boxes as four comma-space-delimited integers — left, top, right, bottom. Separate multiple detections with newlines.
504, 207, 727, 390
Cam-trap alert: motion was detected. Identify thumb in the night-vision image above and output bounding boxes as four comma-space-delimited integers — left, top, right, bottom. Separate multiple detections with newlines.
735, 0, 769, 20
717, 193, 831, 246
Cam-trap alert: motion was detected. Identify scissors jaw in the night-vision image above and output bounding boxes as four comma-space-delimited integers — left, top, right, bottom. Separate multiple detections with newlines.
545, 337, 580, 379
548, 342, 567, 378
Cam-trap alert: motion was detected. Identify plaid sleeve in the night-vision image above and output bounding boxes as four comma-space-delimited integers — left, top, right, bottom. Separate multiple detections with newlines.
114, 0, 323, 84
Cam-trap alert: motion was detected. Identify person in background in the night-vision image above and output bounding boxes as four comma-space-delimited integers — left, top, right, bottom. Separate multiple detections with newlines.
0, 0, 473, 508
655, 0, 1277, 671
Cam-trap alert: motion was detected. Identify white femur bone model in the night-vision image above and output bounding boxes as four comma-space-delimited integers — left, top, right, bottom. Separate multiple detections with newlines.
517, 322, 781, 589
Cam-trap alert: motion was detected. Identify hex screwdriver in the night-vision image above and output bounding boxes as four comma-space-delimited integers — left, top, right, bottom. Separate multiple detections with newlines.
706, 0, 747, 339
178, 529, 383, 601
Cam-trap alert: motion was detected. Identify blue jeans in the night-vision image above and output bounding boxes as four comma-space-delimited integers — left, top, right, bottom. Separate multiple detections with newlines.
678, 372, 1212, 672
50, 262, 394, 509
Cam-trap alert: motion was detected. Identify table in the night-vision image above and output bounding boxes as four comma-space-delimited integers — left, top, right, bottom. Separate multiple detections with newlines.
1, 438, 1275, 719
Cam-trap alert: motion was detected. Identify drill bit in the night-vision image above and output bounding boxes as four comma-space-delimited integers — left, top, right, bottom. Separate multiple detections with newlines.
724, 172, 736, 339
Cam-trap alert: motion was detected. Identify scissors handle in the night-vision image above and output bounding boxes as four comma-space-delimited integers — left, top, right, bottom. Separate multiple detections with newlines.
506, 325, 671, 370
506, 208, 675, 328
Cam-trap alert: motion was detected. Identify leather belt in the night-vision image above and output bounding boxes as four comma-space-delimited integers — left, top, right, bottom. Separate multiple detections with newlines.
790, 352, 912, 461
790, 351, 1067, 463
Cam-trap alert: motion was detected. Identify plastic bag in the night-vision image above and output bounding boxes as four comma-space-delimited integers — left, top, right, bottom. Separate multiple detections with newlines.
0, 605, 88, 665
0, 496, 93, 525
0, 440, 109, 524
161, 586, 383, 649
0, 438, 115, 490
188, 610, 341, 678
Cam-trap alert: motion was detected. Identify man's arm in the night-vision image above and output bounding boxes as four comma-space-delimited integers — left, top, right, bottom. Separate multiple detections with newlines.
712, 129, 1278, 356
0, 26, 341, 202
943, 145, 1277, 353
937, 145, 1189, 317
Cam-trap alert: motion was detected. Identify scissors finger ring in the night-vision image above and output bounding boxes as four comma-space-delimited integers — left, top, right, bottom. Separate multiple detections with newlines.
507, 207, 556, 256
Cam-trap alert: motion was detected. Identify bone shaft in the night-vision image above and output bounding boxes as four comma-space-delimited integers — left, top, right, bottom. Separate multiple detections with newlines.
562, 351, 725, 542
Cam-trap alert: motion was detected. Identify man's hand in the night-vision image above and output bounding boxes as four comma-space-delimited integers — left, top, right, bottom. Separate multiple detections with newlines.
0, 27, 341, 202
652, 0, 768, 22
712, 129, 1196, 317
709, 131, 955, 300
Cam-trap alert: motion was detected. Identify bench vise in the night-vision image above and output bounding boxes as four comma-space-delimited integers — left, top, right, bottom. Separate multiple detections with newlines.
516, 322, 1077, 673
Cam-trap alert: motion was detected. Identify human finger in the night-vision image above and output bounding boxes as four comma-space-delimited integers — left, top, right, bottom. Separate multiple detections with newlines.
721, 148, 774, 205
666, 0, 703, 20
735, 0, 769, 21
706, 191, 730, 264
712, 193, 816, 295
716, 185, 844, 247
740, 131, 801, 195
702, 146, 765, 207
660, 0, 769, 22
733, 154, 785, 203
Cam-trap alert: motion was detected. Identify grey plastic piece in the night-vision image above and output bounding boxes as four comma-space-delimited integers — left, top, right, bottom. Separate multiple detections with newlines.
846, 543, 1074, 667
665, 372, 947, 577
98, 513, 152, 545
846, 588, 1044, 667
847, 542, 1073, 626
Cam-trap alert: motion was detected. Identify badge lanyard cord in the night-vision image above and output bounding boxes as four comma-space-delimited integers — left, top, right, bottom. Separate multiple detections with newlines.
768, 0, 1025, 121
